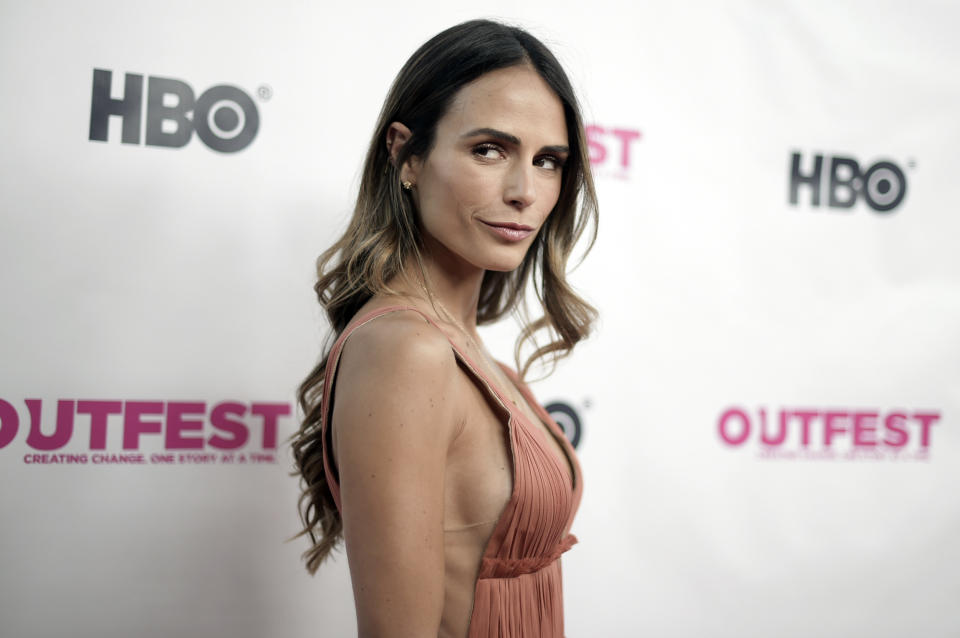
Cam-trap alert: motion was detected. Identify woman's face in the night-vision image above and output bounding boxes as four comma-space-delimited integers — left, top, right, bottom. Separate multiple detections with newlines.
402, 65, 569, 274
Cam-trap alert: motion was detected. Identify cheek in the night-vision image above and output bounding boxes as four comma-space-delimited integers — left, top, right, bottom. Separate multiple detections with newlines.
425, 162, 492, 214
536, 180, 563, 223
546, 181, 563, 209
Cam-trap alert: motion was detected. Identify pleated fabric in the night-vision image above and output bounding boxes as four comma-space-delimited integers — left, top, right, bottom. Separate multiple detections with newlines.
321, 306, 583, 637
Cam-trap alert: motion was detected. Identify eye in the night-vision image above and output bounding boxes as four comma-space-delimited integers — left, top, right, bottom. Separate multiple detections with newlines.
535, 155, 565, 171
472, 143, 505, 160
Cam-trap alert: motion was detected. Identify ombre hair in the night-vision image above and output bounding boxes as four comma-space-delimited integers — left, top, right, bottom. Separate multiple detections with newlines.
292, 18, 598, 573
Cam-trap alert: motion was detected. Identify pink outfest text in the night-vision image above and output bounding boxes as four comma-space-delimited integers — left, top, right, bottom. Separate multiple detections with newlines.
718, 406, 940, 450
0, 398, 291, 451
586, 125, 642, 170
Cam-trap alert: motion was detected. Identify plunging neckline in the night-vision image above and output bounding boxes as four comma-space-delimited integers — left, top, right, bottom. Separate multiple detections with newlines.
494, 363, 577, 491
420, 316, 579, 494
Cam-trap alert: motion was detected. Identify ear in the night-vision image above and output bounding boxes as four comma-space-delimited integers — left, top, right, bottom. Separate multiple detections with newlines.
385, 121, 421, 186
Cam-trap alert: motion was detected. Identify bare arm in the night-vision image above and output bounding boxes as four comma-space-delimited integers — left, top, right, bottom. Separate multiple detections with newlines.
332, 312, 461, 637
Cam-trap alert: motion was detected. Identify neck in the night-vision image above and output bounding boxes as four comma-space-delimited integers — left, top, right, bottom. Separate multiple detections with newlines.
395, 242, 485, 335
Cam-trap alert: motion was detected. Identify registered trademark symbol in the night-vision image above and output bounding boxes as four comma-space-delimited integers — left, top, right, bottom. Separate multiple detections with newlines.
583, 398, 593, 409
907, 159, 916, 169
257, 84, 273, 101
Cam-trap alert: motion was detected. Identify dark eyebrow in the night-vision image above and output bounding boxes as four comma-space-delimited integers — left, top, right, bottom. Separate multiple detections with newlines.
462, 127, 519, 145
462, 127, 569, 155
540, 144, 570, 155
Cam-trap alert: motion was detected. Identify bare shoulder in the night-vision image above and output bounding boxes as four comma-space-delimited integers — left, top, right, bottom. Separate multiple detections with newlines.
340, 309, 456, 375
332, 309, 463, 449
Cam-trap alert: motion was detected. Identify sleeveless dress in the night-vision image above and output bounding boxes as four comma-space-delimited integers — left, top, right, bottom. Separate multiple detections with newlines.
320, 305, 584, 637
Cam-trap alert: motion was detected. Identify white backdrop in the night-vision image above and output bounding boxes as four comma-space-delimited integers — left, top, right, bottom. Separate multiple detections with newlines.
1, 1, 958, 637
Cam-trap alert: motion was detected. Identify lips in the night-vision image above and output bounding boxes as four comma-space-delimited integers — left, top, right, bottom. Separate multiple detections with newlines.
480, 220, 535, 242
483, 221, 534, 231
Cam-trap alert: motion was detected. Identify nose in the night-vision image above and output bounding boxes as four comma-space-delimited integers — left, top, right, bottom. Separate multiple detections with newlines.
503, 161, 536, 210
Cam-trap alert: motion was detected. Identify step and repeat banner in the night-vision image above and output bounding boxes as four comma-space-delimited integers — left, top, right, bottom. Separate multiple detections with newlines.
1, 2, 957, 637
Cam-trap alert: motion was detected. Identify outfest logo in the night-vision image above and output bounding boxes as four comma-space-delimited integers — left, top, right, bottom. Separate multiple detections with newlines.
718, 405, 941, 461
586, 124, 642, 179
0, 397, 291, 466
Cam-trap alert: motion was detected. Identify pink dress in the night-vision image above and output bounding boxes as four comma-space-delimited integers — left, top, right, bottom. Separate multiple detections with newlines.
321, 305, 583, 637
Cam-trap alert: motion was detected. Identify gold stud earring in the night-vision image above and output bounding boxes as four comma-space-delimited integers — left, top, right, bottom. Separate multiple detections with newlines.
402, 181, 413, 191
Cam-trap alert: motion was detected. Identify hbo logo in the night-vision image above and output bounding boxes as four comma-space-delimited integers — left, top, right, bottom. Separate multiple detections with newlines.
545, 401, 582, 449
789, 151, 907, 213
88, 69, 259, 153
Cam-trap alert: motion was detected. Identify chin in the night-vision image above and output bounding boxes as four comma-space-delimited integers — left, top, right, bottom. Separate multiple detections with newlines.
484, 262, 523, 273
477, 249, 531, 273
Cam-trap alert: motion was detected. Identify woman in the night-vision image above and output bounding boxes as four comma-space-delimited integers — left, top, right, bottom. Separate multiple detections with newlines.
292, 19, 598, 637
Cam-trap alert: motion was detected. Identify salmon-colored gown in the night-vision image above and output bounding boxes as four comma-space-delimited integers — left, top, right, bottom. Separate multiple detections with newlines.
320, 306, 583, 637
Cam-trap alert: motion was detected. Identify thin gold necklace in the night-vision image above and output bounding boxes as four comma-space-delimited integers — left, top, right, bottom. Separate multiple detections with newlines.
417, 281, 524, 409
416, 280, 476, 342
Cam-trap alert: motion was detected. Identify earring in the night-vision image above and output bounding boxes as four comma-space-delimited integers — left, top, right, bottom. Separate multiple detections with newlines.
402, 181, 413, 191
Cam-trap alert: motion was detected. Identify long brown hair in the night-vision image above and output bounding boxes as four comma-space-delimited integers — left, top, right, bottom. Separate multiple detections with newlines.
292, 19, 598, 574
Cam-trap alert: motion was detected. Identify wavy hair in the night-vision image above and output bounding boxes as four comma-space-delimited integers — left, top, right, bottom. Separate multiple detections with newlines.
292, 18, 598, 574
